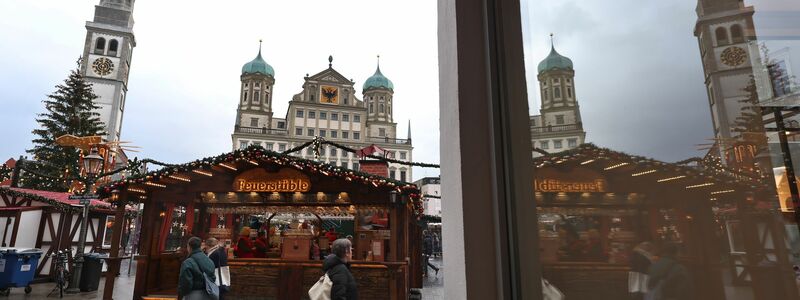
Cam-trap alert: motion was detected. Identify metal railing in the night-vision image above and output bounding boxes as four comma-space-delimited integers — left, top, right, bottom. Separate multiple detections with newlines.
530, 123, 583, 134
366, 136, 412, 145
234, 125, 289, 136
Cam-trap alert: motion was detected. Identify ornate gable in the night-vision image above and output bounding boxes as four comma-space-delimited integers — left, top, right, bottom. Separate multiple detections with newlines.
308, 68, 354, 86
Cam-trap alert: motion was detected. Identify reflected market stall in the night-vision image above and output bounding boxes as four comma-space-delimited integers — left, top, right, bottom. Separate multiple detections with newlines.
98, 146, 424, 300
532, 144, 798, 300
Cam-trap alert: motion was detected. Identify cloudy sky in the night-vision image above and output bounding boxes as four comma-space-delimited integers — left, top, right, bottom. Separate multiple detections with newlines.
2, 0, 790, 180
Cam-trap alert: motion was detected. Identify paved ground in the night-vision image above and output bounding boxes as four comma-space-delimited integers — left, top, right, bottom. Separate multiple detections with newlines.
7, 259, 136, 300
421, 257, 444, 299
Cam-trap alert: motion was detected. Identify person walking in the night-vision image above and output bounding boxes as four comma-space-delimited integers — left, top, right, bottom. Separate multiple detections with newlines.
422, 231, 439, 277
323, 238, 358, 300
178, 237, 217, 300
205, 238, 231, 300
646, 242, 691, 300
629, 242, 655, 300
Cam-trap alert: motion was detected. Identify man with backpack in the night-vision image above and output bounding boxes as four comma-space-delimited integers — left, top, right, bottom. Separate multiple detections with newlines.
647, 242, 691, 300
179, 237, 217, 300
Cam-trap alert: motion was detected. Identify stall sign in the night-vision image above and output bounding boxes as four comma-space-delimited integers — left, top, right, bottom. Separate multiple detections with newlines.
233, 168, 311, 192
534, 179, 607, 193
209, 228, 232, 239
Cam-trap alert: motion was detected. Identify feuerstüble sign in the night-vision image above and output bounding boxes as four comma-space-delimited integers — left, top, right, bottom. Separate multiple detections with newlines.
233, 168, 311, 192
534, 179, 607, 193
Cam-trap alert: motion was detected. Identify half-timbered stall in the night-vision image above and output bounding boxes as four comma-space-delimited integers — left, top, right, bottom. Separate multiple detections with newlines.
98, 146, 424, 300
532, 144, 799, 300
0, 187, 115, 279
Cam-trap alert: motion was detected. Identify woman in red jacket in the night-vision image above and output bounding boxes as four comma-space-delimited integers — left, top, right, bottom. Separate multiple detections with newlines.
234, 227, 255, 258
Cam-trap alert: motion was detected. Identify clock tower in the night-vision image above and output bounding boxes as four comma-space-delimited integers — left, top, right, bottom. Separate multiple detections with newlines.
80, 0, 136, 142
694, 0, 759, 154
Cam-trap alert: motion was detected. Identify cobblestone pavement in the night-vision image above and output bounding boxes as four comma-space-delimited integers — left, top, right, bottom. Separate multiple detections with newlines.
8, 258, 136, 300
422, 256, 444, 299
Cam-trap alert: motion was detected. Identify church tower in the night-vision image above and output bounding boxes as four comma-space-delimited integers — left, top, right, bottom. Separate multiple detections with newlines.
80, 0, 136, 142
363, 57, 396, 139
693, 0, 759, 167
531, 35, 586, 156
235, 41, 276, 131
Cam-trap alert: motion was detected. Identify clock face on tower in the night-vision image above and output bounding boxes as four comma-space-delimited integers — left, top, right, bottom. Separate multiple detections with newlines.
92, 57, 115, 76
720, 47, 747, 67
320, 86, 339, 104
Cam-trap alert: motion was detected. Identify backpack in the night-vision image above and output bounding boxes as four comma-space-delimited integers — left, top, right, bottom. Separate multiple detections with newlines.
308, 273, 333, 300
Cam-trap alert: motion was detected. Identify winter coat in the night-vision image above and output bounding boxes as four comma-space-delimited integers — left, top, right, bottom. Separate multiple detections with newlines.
235, 237, 255, 258
323, 254, 358, 300
647, 257, 691, 300
254, 237, 269, 258
423, 236, 433, 256
178, 249, 217, 297
629, 251, 652, 274
207, 245, 230, 287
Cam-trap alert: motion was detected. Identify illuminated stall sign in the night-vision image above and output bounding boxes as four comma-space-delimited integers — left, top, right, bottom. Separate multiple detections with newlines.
534, 179, 607, 193
233, 168, 311, 192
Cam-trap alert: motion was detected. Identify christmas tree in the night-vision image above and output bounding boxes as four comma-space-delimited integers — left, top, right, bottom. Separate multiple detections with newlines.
22, 59, 106, 191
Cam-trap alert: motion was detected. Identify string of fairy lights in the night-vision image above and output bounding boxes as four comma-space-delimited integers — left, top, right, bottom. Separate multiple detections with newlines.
96, 145, 429, 219
282, 137, 441, 168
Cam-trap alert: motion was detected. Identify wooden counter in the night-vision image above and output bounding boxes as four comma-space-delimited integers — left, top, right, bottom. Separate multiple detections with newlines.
228, 258, 408, 300
542, 262, 630, 300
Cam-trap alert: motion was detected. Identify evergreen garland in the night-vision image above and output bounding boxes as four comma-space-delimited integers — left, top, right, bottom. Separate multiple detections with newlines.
22, 59, 106, 191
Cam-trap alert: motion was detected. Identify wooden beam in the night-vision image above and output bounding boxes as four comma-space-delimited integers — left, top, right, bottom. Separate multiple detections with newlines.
10, 210, 21, 246
103, 192, 128, 300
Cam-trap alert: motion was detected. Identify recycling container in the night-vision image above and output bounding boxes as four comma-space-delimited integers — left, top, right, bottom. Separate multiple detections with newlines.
0, 248, 43, 295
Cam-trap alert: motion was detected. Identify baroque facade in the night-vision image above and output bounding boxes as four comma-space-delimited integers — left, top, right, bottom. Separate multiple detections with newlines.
80, 0, 136, 142
231, 47, 414, 182
530, 39, 587, 157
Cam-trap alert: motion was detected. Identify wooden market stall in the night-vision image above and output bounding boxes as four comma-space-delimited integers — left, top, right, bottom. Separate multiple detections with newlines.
0, 187, 116, 279
532, 144, 799, 300
98, 146, 424, 300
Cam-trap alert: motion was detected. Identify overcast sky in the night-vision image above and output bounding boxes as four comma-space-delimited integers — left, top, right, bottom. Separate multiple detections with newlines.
2, 0, 787, 180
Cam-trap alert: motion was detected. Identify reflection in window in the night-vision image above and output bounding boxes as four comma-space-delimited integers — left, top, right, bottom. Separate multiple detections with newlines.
163, 206, 187, 252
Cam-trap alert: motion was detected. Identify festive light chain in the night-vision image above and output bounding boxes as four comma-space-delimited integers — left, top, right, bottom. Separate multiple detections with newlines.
97, 145, 426, 219
0, 187, 81, 213
280, 137, 441, 168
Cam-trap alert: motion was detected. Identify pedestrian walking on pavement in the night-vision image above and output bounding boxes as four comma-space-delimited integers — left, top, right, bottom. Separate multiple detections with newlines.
205, 238, 231, 300
323, 238, 358, 300
178, 237, 217, 300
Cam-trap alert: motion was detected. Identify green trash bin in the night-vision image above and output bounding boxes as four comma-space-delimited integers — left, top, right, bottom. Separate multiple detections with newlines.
79, 253, 104, 292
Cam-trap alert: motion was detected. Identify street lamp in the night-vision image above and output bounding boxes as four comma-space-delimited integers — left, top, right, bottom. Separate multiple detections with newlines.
66, 147, 104, 293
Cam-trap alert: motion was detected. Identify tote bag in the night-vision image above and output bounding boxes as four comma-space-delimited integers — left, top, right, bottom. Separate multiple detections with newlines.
542, 279, 565, 300
308, 273, 333, 300
191, 257, 220, 300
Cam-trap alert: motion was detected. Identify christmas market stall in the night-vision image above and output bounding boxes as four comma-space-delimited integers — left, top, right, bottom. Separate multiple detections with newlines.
532, 144, 798, 300
98, 145, 424, 300
0, 187, 116, 279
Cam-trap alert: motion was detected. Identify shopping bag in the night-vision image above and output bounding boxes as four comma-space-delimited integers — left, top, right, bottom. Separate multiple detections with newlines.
308, 273, 333, 300
542, 279, 564, 300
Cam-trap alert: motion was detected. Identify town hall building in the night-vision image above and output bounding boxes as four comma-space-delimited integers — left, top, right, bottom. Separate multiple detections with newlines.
231, 46, 414, 182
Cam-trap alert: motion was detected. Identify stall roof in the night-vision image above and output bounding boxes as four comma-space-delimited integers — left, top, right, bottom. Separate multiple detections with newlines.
532, 144, 769, 197
98, 145, 425, 217
0, 187, 111, 212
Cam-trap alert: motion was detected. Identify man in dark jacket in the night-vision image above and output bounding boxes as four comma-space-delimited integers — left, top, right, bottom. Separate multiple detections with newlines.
205, 238, 230, 299
179, 237, 217, 300
323, 238, 358, 300
647, 242, 691, 300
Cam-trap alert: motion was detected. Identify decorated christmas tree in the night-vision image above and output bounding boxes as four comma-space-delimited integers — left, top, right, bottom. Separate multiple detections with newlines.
22, 59, 106, 191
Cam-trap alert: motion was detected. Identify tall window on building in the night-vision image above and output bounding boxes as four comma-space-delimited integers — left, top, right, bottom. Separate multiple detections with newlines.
331, 113, 339, 121
342, 131, 349, 139
94, 37, 106, 54
555, 115, 565, 125
254, 92, 260, 103
278, 144, 286, 152
330, 148, 338, 156
342, 114, 349, 122
296, 127, 303, 135
343, 96, 348, 104
320, 130, 327, 137
540, 140, 549, 149
243, 92, 248, 102
108, 39, 119, 56
390, 170, 397, 179
379, 128, 386, 137
567, 87, 572, 98
250, 118, 259, 127
265, 143, 274, 151
353, 132, 360, 140
400, 170, 407, 182
400, 152, 407, 160
369, 103, 374, 113
352, 162, 359, 171
715, 27, 728, 45
553, 140, 563, 149
380, 103, 385, 113
543, 89, 548, 100
239, 141, 248, 149
277, 121, 286, 129
296, 110, 304, 118
331, 130, 338, 138
554, 87, 561, 98
320, 112, 327, 119
308, 111, 316, 119
308, 129, 315, 136
568, 138, 577, 148
354, 115, 361, 122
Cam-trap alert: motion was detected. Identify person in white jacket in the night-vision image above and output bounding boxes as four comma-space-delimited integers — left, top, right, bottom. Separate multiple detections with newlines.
205, 238, 231, 299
